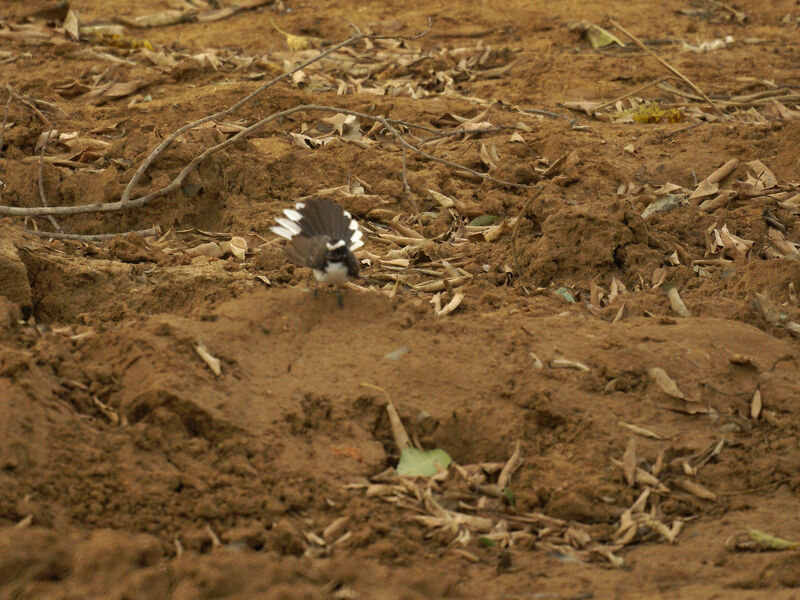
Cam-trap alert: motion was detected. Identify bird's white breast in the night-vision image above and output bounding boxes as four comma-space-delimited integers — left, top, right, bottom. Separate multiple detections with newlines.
313, 261, 350, 285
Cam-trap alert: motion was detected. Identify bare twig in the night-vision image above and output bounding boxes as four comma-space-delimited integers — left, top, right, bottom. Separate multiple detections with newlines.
511, 186, 545, 277
25, 225, 160, 242
120, 18, 433, 203
517, 107, 579, 125
400, 144, 419, 213
0, 105, 529, 217
6, 84, 49, 126
656, 121, 706, 141
608, 19, 725, 117
0, 93, 11, 157
37, 125, 63, 233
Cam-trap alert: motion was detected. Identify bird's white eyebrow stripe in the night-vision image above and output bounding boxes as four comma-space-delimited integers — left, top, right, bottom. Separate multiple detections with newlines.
326, 239, 346, 250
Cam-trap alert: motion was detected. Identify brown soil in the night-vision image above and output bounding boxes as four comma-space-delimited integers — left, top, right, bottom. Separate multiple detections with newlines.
1, 0, 800, 598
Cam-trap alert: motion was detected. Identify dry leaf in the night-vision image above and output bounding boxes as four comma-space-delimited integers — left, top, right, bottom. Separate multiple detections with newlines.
550, 358, 590, 372
435, 292, 464, 317
688, 179, 719, 201
479, 143, 499, 169
190, 241, 224, 258
561, 101, 602, 115
622, 437, 636, 486
666, 285, 691, 318
321, 113, 361, 140
63, 10, 80, 41
647, 367, 685, 399
674, 479, 716, 501
745, 160, 778, 189
716, 225, 754, 259
618, 421, 664, 440
121, 10, 188, 28
271, 19, 315, 50
750, 389, 762, 420
195, 344, 221, 376
429, 189, 455, 208
704, 158, 739, 185
228, 236, 248, 261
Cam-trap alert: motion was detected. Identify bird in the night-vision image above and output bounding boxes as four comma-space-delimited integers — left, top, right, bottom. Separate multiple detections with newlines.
269, 197, 363, 305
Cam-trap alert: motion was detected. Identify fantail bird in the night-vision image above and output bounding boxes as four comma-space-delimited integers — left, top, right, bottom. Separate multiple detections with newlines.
270, 197, 363, 304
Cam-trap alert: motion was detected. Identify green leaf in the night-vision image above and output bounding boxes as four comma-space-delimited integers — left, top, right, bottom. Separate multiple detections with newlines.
503, 488, 517, 507
555, 287, 576, 303
396, 447, 452, 477
478, 537, 496, 547
469, 215, 497, 226
747, 528, 800, 550
585, 24, 625, 49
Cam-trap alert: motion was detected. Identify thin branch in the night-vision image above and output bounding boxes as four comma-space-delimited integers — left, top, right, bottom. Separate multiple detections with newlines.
0, 104, 529, 217
399, 144, 419, 213
38, 124, 63, 233
25, 226, 160, 242
0, 93, 11, 157
516, 107, 579, 125
6, 84, 49, 126
608, 19, 725, 117
512, 186, 545, 277
120, 18, 433, 203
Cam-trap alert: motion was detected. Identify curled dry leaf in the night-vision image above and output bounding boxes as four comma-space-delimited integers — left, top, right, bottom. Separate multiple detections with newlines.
622, 437, 636, 487
715, 225, 754, 259
195, 344, 221, 376
118, 10, 189, 28
647, 367, 685, 399
321, 113, 361, 140
745, 160, 778, 190
688, 179, 719, 201
698, 190, 736, 212
674, 478, 716, 501
750, 389, 762, 420
666, 285, 691, 318
429, 189, 455, 208
63, 10, 80, 41
550, 358, 590, 372
433, 292, 464, 317
227, 236, 248, 261
618, 421, 664, 440
479, 143, 499, 169
190, 241, 225, 258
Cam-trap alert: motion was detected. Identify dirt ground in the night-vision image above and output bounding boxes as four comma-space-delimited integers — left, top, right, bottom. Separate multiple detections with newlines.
1, 0, 800, 598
